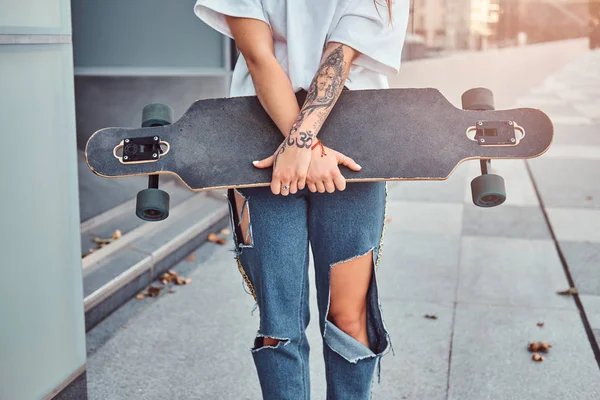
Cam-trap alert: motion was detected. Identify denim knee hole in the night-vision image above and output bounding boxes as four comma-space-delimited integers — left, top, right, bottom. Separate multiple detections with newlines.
323, 248, 391, 365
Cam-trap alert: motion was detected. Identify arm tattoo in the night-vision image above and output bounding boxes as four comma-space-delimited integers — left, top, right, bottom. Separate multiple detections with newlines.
279, 44, 347, 164
274, 130, 314, 167
303, 45, 346, 115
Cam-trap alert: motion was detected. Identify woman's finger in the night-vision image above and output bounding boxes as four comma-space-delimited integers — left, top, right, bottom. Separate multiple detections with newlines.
297, 177, 306, 191
324, 179, 336, 193
253, 156, 274, 169
280, 180, 291, 196
271, 174, 281, 195
333, 173, 346, 191
316, 181, 326, 193
337, 152, 361, 172
289, 180, 298, 195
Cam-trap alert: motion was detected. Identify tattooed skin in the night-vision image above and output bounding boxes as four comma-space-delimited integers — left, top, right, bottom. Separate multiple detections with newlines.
274, 130, 315, 167
303, 45, 346, 115
277, 44, 347, 167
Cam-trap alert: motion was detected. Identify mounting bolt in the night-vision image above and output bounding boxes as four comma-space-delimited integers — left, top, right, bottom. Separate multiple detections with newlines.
508, 121, 513, 126
510, 138, 516, 143
480, 138, 485, 143
124, 156, 129, 160
153, 153, 158, 158
478, 121, 483, 126
125, 139, 130, 144
154, 136, 158, 141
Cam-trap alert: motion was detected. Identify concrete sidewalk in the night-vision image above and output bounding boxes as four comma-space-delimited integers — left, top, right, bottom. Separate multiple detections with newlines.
86, 48, 600, 400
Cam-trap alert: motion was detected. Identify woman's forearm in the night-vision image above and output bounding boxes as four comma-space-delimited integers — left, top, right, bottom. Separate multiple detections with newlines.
289, 43, 356, 141
246, 56, 300, 137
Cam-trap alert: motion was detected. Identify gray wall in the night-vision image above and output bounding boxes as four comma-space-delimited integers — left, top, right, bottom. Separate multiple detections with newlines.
0, 0, 87, 399
71, 0, 227, 74
70, 0, 232, 149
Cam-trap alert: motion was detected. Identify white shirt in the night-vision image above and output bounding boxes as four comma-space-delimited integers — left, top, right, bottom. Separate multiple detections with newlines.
194, 0, 409, 97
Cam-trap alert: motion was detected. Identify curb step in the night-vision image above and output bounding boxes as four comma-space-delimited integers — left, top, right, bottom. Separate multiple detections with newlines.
82, 192, 229, 332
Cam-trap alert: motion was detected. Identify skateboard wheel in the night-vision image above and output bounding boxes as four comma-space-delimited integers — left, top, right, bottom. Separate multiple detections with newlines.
142, 103, 174, 127
136, 188, 170, 221
471, 174, 506, 207
461, 88, 495, 111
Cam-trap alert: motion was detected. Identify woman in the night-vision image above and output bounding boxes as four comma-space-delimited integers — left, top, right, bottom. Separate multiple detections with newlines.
194, 1, 409, 398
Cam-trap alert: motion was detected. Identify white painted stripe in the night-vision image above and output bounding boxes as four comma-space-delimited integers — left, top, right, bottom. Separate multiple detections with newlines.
0, 34, 70, 44
74, 66, 232, 77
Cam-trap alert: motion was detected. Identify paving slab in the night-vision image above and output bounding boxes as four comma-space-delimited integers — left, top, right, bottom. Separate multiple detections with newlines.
386, 162, 469, 204
384, 201, 464, 236
528, 158, 600, 209
579, 295, 600, 331
448, 303, 600, 400
462, 205, 551, 239
372, 301, 453, 400
457, 237, 574, 310
549, 123, 600, 146
377, 231, 460, 304
541, 145, 600, 160
559, 241, 600, 295
545, 208, 600, 243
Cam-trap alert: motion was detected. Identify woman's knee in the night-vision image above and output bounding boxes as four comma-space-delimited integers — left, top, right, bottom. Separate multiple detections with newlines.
327, 309, 367, 339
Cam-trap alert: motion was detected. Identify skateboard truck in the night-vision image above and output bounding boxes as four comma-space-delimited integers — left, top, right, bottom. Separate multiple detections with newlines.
466, 120, 525, 146
461, 88, 507, 208
120, 136, 163, 162
133, 103, 175, 221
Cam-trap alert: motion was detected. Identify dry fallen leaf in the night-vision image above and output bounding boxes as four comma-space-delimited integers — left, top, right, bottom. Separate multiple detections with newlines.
424, 314, 438, 320
532, 353, 544, 362
556, 287, 578, 296
136, 294, 145, 300
586, 196, 593, 201
220, 228, 231, 235
216, 237, 227, 245
168, 288, 176, 294
112, 229, 122, 240
537, 321, 545, 327
528, 341, 551, 353
147, 285, 164, 297
385, 217, 392, 223
184, 278, 192, 285
208, 233, 219, 243
186, 253, 197, 262
93, 237, 112, 245
528, 342, 540, 352
538, 341, 552, 352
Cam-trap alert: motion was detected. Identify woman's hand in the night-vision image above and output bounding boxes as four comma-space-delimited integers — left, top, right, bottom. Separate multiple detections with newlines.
253, 133, 313, 195
306, 144, 362, 193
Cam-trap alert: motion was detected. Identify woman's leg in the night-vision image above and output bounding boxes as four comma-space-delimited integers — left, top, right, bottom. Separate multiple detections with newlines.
227, 187, 311, 400
308, 182, 390, 400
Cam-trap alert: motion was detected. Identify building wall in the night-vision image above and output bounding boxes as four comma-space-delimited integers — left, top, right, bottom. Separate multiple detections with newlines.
70, 0, 232, 150
71, 0, 226, 75
0, 0, 87, 399
412, 0, 472, 50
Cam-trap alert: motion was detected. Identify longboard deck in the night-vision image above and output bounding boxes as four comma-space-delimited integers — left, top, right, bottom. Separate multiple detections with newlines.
85, 88, 553, 191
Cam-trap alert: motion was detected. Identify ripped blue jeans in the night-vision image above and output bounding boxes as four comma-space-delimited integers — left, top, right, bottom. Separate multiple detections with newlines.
227, 181, 390, 400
